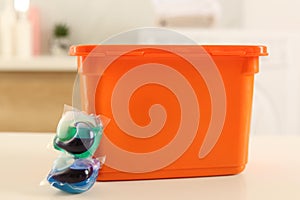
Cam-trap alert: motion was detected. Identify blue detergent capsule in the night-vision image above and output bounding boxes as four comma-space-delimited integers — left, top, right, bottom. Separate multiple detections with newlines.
47, 158, 100, 194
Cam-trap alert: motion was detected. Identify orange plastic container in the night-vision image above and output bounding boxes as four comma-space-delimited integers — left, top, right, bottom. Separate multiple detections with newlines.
70, 45, 268, 181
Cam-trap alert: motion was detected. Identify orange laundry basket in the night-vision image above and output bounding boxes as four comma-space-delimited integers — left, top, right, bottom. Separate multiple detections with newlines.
70, 45, 268, 181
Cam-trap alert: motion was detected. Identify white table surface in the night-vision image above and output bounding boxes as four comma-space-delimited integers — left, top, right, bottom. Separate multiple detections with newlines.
0, 133, 299, 200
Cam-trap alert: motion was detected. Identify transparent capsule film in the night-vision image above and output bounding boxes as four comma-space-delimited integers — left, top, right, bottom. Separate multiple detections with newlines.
46, 156, 102, 194
55, 106, 104, 159
44, 105, 105, 194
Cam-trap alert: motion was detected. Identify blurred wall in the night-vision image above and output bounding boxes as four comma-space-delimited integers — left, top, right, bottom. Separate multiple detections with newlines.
1, 0, 300, 53
0, 0, 243, 53
30, 0, 155, 53
243, 0, 300, 29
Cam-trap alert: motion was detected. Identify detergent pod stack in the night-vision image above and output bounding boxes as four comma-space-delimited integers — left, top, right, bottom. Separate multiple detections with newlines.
47, 106, 104, 194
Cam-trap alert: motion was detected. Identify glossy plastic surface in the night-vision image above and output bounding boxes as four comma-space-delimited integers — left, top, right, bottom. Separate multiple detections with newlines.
71, 45, 268, 181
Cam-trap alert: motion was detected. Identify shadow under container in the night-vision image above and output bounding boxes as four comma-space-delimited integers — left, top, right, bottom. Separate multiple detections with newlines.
70, 45, 268, 181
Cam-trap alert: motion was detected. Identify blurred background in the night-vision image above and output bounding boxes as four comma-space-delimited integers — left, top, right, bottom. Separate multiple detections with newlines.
0, 0, 300, 134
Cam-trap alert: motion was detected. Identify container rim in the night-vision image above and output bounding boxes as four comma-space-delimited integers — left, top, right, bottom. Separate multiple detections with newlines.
69, 45, 268, 57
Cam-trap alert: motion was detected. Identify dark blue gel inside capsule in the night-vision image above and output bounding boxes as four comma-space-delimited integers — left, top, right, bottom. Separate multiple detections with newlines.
51, 166, 93, 183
